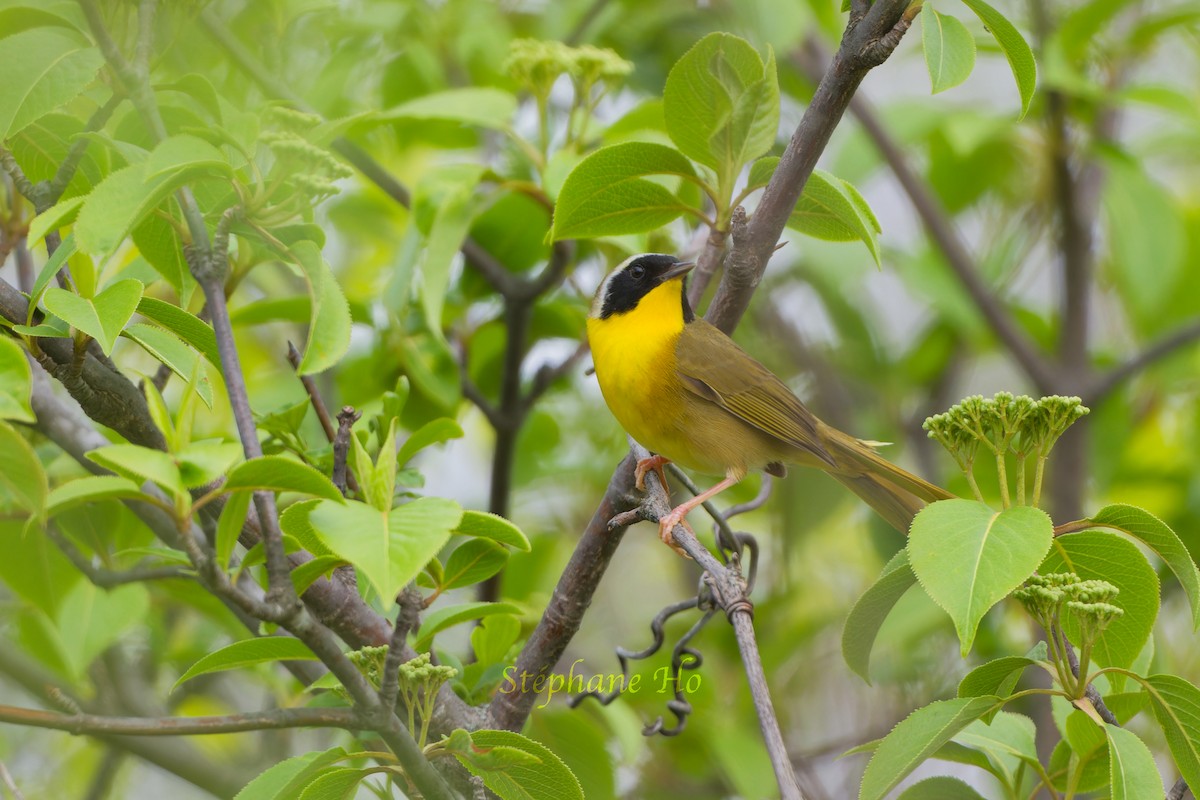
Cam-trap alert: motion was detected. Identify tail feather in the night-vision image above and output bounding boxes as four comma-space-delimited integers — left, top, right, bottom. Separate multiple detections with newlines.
823, 429, 955, 532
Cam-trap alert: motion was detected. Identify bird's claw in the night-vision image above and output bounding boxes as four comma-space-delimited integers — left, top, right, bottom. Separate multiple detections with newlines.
658, 512, 693, 559
635, 455, 671, 494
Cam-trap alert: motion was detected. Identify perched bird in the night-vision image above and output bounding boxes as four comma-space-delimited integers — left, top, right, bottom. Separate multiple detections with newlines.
586, 253, 953, 550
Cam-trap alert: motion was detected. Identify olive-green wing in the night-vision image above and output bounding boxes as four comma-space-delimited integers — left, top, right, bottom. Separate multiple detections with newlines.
675, 320, 835, 466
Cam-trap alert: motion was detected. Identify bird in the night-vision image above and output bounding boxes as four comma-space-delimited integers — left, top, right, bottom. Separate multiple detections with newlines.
585, 253, 954, 551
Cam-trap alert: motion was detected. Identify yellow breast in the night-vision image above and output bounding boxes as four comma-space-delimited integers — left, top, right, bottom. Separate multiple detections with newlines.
586, 279, 721, 473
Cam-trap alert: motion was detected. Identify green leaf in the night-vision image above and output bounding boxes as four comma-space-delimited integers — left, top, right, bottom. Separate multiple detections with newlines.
74, 165, 180, 257
43, 279, 144, 355
788, 170, 882, 265
1106, 724, 1165, 800
121, 323, 214, 408
454, 729, 584, 800
957, 642, 1048, 703
1041, 531, 1159, 672
295, 767, 371, 800
278, 500, 335, 558
378, 87, 517, 129
922, 8, 977, 93
0, 338, 34, 423
142, 134, 230, 181
472, 614, 522, 666
216, 489, 251, 569
842, 549, 917, 683
176, 441, 243, 488
27, 196, 85, 246
745, 156, 778, 194
0, 28, 103, 139
307, 497, 462, 600
174, 637, 319, 689
290, 555, 348, 595
132, 207, 191, 295
1144, 674, 1200, 791
859, 696, 1000, 800
955, 710, 1039, 786
1088, 504, 1200, 630
289, 241, 351, 375
56, 581, 150, 680
86, 443, 186, 499
896, 776, 987, 800
551, 142, 699, 241
415, 601, 521, 651
223, 456, 343, 502
908, 500, 1053, 656
46, 476, 143, 517
455, 510, 531, 551
663, 32, 778, 175
135, 298, 222, 374
959, 0, 1037, 117
0, 420, 47, 515
442, 540, 509, 590
27, 233, 77, 324
396, 418, 464, 466
234, 747, 349, 800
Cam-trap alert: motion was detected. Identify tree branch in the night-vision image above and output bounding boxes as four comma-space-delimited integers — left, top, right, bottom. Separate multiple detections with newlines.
0, 704, 363, 737
1087, 319, 1200, 403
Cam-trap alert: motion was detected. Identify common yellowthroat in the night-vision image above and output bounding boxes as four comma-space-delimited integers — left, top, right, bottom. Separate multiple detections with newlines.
586, 253, 954, 549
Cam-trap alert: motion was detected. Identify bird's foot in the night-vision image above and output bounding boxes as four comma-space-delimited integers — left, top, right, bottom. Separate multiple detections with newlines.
658, 509, 693, 559
635, 455, 671, 493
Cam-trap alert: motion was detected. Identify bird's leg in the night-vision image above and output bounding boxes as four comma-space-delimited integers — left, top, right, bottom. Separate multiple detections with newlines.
658, 475, 741, 555
635, 454, 671, 493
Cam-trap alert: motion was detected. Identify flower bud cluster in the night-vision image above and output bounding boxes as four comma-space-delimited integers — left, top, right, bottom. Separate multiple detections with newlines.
504, 38, 632, 99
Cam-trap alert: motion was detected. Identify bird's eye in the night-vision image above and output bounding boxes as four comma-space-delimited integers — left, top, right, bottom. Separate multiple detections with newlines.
629, 265, 646, 281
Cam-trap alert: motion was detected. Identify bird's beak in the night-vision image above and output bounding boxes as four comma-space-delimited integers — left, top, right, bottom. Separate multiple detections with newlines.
661, 260, 696, 281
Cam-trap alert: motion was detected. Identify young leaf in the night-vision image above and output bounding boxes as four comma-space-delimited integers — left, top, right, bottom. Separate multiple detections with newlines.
455, 510, 531, 551
136, 297, 222, 373
289, 241, 352, 376
174, 638, 319, 689
414, 601, 521, 651
922, 8, 977, 93
842, 549, 917, 683
908, 500, 1053, 656
955, 710, 1039, 786
441, 540, 509, 591
1144, 674, 1200, 791
0, 420, 48, 515
0, 338, 34, 423
663, 33, 778, 176
896, 776, 986, 799
233, 747, 349, 800
1088, 504, 1200, 629
377, 87, 517, 129
56, 582, 150, 680
27, 196, 85, 246
307, 497, 463, 600
223, 456, 344, 502
216, 489, 251, 569
1041, 532, 1159, 672
290, 555, 348, 595
472, 614, 523, 666
45, 476, 143, 518
0, 28, 103, 139
176, 441, 243, 488
121, 322, 214, 408
551, 141, 699, 240
86, 443, 185, 499
26, 233, 77, 323
788, 170, 882, 265
396, 418, 464, 466
957, 642, 1048, 701
859, 696, 1000, 800
43, 279, 144, 355
959, 0, 1037, 117
1106, 724, 1165, 800
294, 767, 372, 800
454, 729, 584, 800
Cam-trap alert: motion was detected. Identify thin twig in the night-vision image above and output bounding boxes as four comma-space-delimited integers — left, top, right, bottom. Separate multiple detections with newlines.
287, 341, 337, 442
1087, 319, 1200, 403
0, 704, 364, 736
686, 226, 728, 311
332, 406, 361, 496
46, 524, 189, 588
522, 341, 589, 413
0, 762, 25, 800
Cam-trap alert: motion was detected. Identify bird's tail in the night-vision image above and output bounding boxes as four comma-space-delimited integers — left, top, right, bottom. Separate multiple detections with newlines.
825, 430, 955, 533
